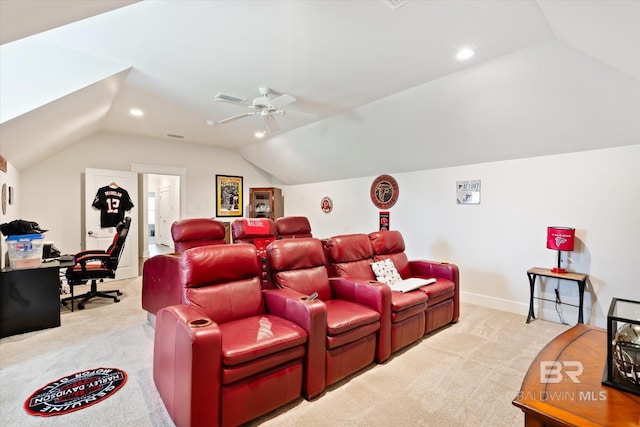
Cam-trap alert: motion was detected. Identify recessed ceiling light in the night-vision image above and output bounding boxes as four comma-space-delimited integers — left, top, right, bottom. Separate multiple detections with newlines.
456, 48, 474, 60
254, 131, 265, 139
129, 108, 144, 117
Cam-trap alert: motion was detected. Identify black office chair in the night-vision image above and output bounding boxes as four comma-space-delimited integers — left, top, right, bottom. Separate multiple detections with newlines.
61, 217, 131, 311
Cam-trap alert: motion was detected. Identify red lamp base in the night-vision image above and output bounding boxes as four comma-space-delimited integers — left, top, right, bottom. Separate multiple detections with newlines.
551, 267, 567, 274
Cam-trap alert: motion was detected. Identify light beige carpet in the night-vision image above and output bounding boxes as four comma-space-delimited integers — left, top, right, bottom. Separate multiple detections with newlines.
0, 277, 570, 426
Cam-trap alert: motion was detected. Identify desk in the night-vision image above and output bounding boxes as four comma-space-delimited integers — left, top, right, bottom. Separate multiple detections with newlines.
512, 324, 640, 426
526, 267, 587, 324
0, 261, 71, 338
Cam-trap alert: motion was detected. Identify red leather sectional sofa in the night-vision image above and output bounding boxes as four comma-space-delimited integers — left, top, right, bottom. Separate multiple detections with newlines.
326, 230, 459, 337
144, 218, 459, 426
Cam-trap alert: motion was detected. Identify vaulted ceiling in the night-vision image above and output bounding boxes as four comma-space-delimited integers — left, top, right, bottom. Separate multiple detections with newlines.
1, 0, 638, 184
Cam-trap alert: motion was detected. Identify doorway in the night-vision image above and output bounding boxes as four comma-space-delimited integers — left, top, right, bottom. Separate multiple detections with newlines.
131, 165, 186, 271
145, 174, 180, 258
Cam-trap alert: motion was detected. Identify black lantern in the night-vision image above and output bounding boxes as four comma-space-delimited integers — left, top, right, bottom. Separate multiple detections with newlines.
602, 298, 640, 396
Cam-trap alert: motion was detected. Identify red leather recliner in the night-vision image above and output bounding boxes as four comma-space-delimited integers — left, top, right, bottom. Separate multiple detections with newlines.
368, 230, 459, 334
142, 218, 227, 322
275, 216, 313, 239
231, 218, 277, 289
153, 244, 323, 427
324, 233, 429, 354
171, 218, 227, 252
266, 238, 392, 391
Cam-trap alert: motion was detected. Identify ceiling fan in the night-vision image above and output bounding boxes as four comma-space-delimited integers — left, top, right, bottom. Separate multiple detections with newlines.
214, 87, 305, 134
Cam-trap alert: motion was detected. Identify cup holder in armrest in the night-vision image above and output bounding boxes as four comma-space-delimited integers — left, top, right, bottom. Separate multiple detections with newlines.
188, 318, 212, 328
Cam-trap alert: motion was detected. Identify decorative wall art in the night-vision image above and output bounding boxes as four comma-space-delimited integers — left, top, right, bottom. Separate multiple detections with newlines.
216, 175, 243, 217
321, 196, 333, 213
456, 180, 481, 204
379, 211, 390, 231
370, 174, 399, 209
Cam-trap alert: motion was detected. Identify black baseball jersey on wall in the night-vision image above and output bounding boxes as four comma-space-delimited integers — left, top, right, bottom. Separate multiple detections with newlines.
92, 185, 134, 228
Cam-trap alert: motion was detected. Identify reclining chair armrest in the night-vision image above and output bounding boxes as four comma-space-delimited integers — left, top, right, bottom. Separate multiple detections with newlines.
329, 277, 391, 314
409, 260, 460, 323
263, 288, 327, 399
328, 277, 392, 363
409, 260, 459, 284
142, 254, 182, 315
154, 305, 222, 427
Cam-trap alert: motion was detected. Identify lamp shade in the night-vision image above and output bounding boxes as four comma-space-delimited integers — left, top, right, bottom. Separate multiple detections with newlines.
547, 226, 575, 251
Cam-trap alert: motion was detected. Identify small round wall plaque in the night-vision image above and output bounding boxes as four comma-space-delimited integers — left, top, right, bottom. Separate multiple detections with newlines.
321, 196, 333, 213
370, 175, 399, 209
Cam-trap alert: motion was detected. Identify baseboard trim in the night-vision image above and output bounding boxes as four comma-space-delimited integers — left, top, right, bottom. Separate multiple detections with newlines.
460, 291, 528, 316
460, 291, 588, 326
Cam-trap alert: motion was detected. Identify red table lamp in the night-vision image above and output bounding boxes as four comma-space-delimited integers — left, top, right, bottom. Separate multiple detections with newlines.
547, 226, 575, 273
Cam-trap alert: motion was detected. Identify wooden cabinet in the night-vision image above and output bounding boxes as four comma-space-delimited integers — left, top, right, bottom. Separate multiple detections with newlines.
249, 187, 283, 220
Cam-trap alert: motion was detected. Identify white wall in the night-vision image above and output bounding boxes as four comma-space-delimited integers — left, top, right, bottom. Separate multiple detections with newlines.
282, 145, 640, 328
18, 132, 276, 255
0, 160, 20, 264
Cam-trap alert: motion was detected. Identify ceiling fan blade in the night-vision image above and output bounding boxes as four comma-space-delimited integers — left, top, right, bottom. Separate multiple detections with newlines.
264, 116, 281, 133
269, 94, 296, 109
286, 109, 318, 121
216, 112, 255, 124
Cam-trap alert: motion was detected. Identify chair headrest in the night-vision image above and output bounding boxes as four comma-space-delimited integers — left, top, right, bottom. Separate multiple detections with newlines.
368, 230, 405, 255
324, 234, 373, 263
275, 216, 312, 238
117, 217, 132, 233
266, 238, 326, 272
171, 218, 226, 242
180, 244, 259, 288
231, 218, 276, 241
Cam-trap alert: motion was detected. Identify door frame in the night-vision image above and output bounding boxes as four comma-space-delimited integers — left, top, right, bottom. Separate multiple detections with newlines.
131, 164, 186, 258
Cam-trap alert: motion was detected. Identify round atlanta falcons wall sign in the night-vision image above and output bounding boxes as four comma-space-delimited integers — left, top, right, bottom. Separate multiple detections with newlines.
24, 367, 127, 417
370, 174, 399, 209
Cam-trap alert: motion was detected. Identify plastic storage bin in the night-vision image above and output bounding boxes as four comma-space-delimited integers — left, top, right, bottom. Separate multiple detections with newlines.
6, 234, 45, 269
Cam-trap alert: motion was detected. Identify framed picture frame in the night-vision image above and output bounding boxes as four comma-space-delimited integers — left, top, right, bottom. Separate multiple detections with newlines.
456, 180, 481, 205
216, 175, 243, 217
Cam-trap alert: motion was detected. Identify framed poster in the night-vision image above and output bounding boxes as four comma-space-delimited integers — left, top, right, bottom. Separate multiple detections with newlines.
216, 175, 243, 217
456, 180, 481, 204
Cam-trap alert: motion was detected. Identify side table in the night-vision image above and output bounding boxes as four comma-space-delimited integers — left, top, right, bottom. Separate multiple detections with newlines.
526, 267, 587, 324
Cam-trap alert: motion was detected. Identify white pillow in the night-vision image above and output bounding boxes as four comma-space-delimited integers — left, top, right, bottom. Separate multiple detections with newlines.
370, 258, 402, 285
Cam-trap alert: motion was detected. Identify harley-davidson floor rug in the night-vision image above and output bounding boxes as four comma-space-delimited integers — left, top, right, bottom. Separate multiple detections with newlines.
24, 367, 127, 417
